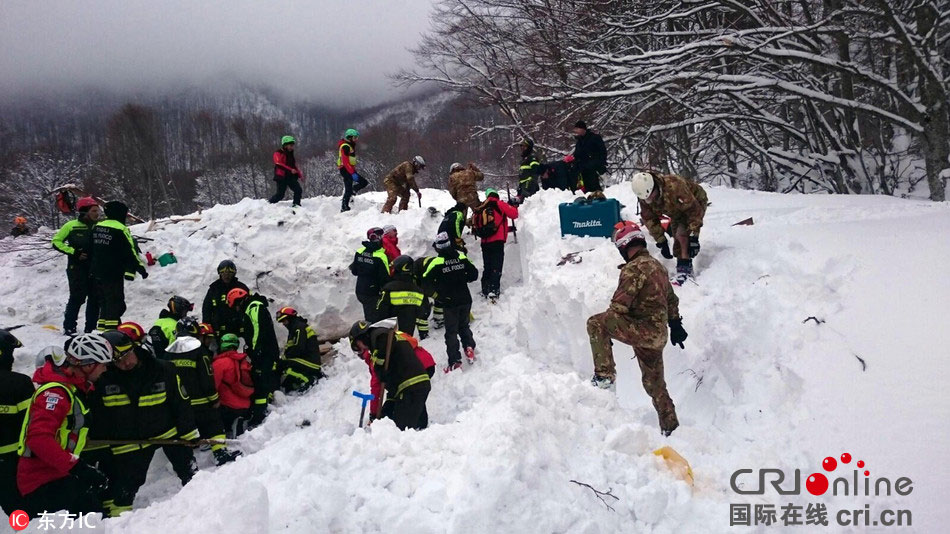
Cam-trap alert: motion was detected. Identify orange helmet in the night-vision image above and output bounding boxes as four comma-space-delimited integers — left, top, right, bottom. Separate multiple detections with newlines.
276, 307, 297, 323
118, 322, 146, 344
226, 288, 248, 308
14, 216, 27, 225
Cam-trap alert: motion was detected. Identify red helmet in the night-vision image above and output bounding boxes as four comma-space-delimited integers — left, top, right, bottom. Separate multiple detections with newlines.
366, 227, 383, 242
612, 221, 646, 251
76, 197, 98, 211
198, 322, 214, 336
118, 322, 146, 344
276, 307, 297, 323
226, 288, 248, 308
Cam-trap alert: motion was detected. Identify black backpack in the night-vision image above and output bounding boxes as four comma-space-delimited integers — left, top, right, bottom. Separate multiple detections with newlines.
472, 202, 502, 238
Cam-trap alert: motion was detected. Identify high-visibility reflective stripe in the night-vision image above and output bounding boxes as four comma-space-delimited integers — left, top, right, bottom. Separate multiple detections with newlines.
110, 504, 133, 517
285, 369, 311, 385
171, 359, 197, 368
396, 374, 430, 397
190, 394, 217, 406
0, 442, 19, 454
138, 392, 166, 407
208, 433, 226, 451
370, 349, 385, 366
82, 442, 109, 451
180, 429, 200, 440
286, 357, 321, 371
102, 394, 131, 407
389, 291, 424, 306
246, 301, 263, 350
111, 427, 179, 454
18, 382, 87, 457
254, 398, 268, 405
337, 142, 357, 168
0, 399, 31, 414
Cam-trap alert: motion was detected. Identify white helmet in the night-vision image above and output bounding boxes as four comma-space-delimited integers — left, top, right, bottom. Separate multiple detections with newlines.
66, 333, 113, 365
449, 162, 464, 173
36, 345, 67, 368
413, 155, 426, 168
631, 172, 655, 200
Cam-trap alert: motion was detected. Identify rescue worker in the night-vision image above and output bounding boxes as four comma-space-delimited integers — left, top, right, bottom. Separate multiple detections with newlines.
447, 162, 485, 215
517, 138, 542, 200
227, 288, 280, 427
423, 232, 479, 372
91, 201, 147, 331
338, 128, 367, 212
0, 329, 32, 515
438, 201, 468, 253
201, 259, 249, 338
476, 188, 519, 300
349, 321, 431, 430
94, 329, 201, 516
349, 228, 391, 322
198, 322, 218, 355
10, 217, 30, 237
570, 120, 607, 198
376, 255, 426, 335
381, 225, 401, 267
17, 334, 113, 518
148, 296, 193, 360
166, 318, 240, 465
212, 334, 254, 438
381, 156, 425, 213
412, 255, 438, 339
630, 171, 708, 285
269, 135, 303, 207
275, 307, 323, 393
51, 196, 101, 335
587, 221, 688, 436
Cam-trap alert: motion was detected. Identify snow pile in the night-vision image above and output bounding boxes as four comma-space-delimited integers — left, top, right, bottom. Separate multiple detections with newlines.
1, 186, 948, 533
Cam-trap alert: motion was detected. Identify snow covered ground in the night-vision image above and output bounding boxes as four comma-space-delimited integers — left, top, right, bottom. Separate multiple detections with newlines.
1, 185, 948, 533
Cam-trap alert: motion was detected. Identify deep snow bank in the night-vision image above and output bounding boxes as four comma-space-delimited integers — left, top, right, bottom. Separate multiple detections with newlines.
1, 186, 948, 533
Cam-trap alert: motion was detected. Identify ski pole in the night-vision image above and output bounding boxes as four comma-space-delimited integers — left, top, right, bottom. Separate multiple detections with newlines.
352, 390, 375, 428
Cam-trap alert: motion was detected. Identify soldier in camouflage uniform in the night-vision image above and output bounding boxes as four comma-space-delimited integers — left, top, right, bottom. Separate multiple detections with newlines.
631, 171, 708, 284
382, 156, 426, 213
587, 221, 689, 436
447, 162, 485, 216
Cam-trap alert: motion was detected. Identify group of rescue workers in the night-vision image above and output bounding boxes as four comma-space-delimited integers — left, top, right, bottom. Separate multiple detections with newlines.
1, 120, 709, 520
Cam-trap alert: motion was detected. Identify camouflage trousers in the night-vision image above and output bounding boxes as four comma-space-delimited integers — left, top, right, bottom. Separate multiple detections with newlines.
454, 187, 481, 212
587, 312, 678, 430
382, 178, 410, 213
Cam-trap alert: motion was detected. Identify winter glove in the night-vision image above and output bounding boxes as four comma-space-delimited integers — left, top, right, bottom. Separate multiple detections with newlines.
563, 154, 575, 163
669, 317, 688, 349
657, 240, 674, 260
688, 235, 700, 258
138, 266, 149, 279
351, 172, 360, 183
71, 460, 109, 492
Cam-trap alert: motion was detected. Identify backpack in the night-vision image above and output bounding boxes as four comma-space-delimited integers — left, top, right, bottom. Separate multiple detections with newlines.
55, 190, 77, 214
472, 203, 502, 238
237, 356, 254, 388
396, 331, 435, 370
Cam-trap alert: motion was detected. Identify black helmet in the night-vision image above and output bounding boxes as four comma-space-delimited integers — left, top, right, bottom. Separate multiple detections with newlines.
393, 255, 413, 275
0, 328, 23, 365
176, 316, 201, 337
217, 259, 237, 274
348, 320, 371, 352
101, 330, 134, 357
168, 296, 193, 319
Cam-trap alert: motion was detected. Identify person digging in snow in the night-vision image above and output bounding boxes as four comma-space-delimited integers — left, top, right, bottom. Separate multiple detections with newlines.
381, 156, 425, 213
275, 307, 324, 393
447, 162, 484, 217
381, 225, 401, 268
630, 171, 708, 285
227, 288, 280, 427
376, 255, 426, 336
587, 221, 688, 437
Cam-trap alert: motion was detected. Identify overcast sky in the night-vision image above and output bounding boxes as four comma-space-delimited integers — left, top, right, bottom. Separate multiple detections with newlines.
0, 0, 435, 106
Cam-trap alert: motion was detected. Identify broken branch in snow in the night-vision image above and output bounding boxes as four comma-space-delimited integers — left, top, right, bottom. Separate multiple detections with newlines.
569, 480, 619, 512
802, 316, 825, 325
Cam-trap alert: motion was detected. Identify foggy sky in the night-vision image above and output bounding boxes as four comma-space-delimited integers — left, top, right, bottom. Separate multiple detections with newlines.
0, 0, 435, 106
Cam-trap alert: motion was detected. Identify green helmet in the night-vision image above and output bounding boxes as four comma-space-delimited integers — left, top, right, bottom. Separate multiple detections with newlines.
281, 135, 296, 146
485, 188, 499, 198
219, 333, 240, 351
344, 128, 360, 139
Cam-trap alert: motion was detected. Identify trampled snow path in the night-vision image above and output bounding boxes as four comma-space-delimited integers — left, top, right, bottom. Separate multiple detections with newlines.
1, 186, 947, 533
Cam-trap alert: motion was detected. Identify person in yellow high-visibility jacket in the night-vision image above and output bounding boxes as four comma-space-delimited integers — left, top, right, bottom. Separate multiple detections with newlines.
338, 128, 368, 212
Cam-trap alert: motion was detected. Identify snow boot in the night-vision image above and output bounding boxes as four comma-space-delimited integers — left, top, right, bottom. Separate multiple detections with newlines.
591, 375, 615, 390
444, 362, 462, 374
674, 259, 693, 286
464, 346, 476, 364
213, 448, 243, 466
659, 412, 680, 437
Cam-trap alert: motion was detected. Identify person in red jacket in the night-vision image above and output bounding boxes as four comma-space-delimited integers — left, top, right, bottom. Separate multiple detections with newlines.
212, 334, 255, 438
339, 128, 368, 212
381, 225, 401, 270
269, 135, 304, 208
477, 188, 519, 300
17, 334, 113, 518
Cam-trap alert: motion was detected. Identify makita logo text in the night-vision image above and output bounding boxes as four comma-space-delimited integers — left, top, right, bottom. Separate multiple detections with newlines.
572, 220, 602, 228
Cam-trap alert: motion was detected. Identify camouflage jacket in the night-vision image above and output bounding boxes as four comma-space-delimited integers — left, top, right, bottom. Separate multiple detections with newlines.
448, 164, 484, 202
639, 173, 708, 242
384, 161, 420, 192
606, 249, 680, 350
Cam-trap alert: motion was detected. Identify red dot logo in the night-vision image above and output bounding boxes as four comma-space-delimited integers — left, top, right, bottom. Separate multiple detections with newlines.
8, 510, 29, 531
822, 456, 837, 471
864, 470, 870, 476
806, 473, 829, 495
857, 460, 865, 468
840, 453, 852, 464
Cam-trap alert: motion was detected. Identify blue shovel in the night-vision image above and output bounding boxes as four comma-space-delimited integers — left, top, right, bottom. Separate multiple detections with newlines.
352, 391, 375, 428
